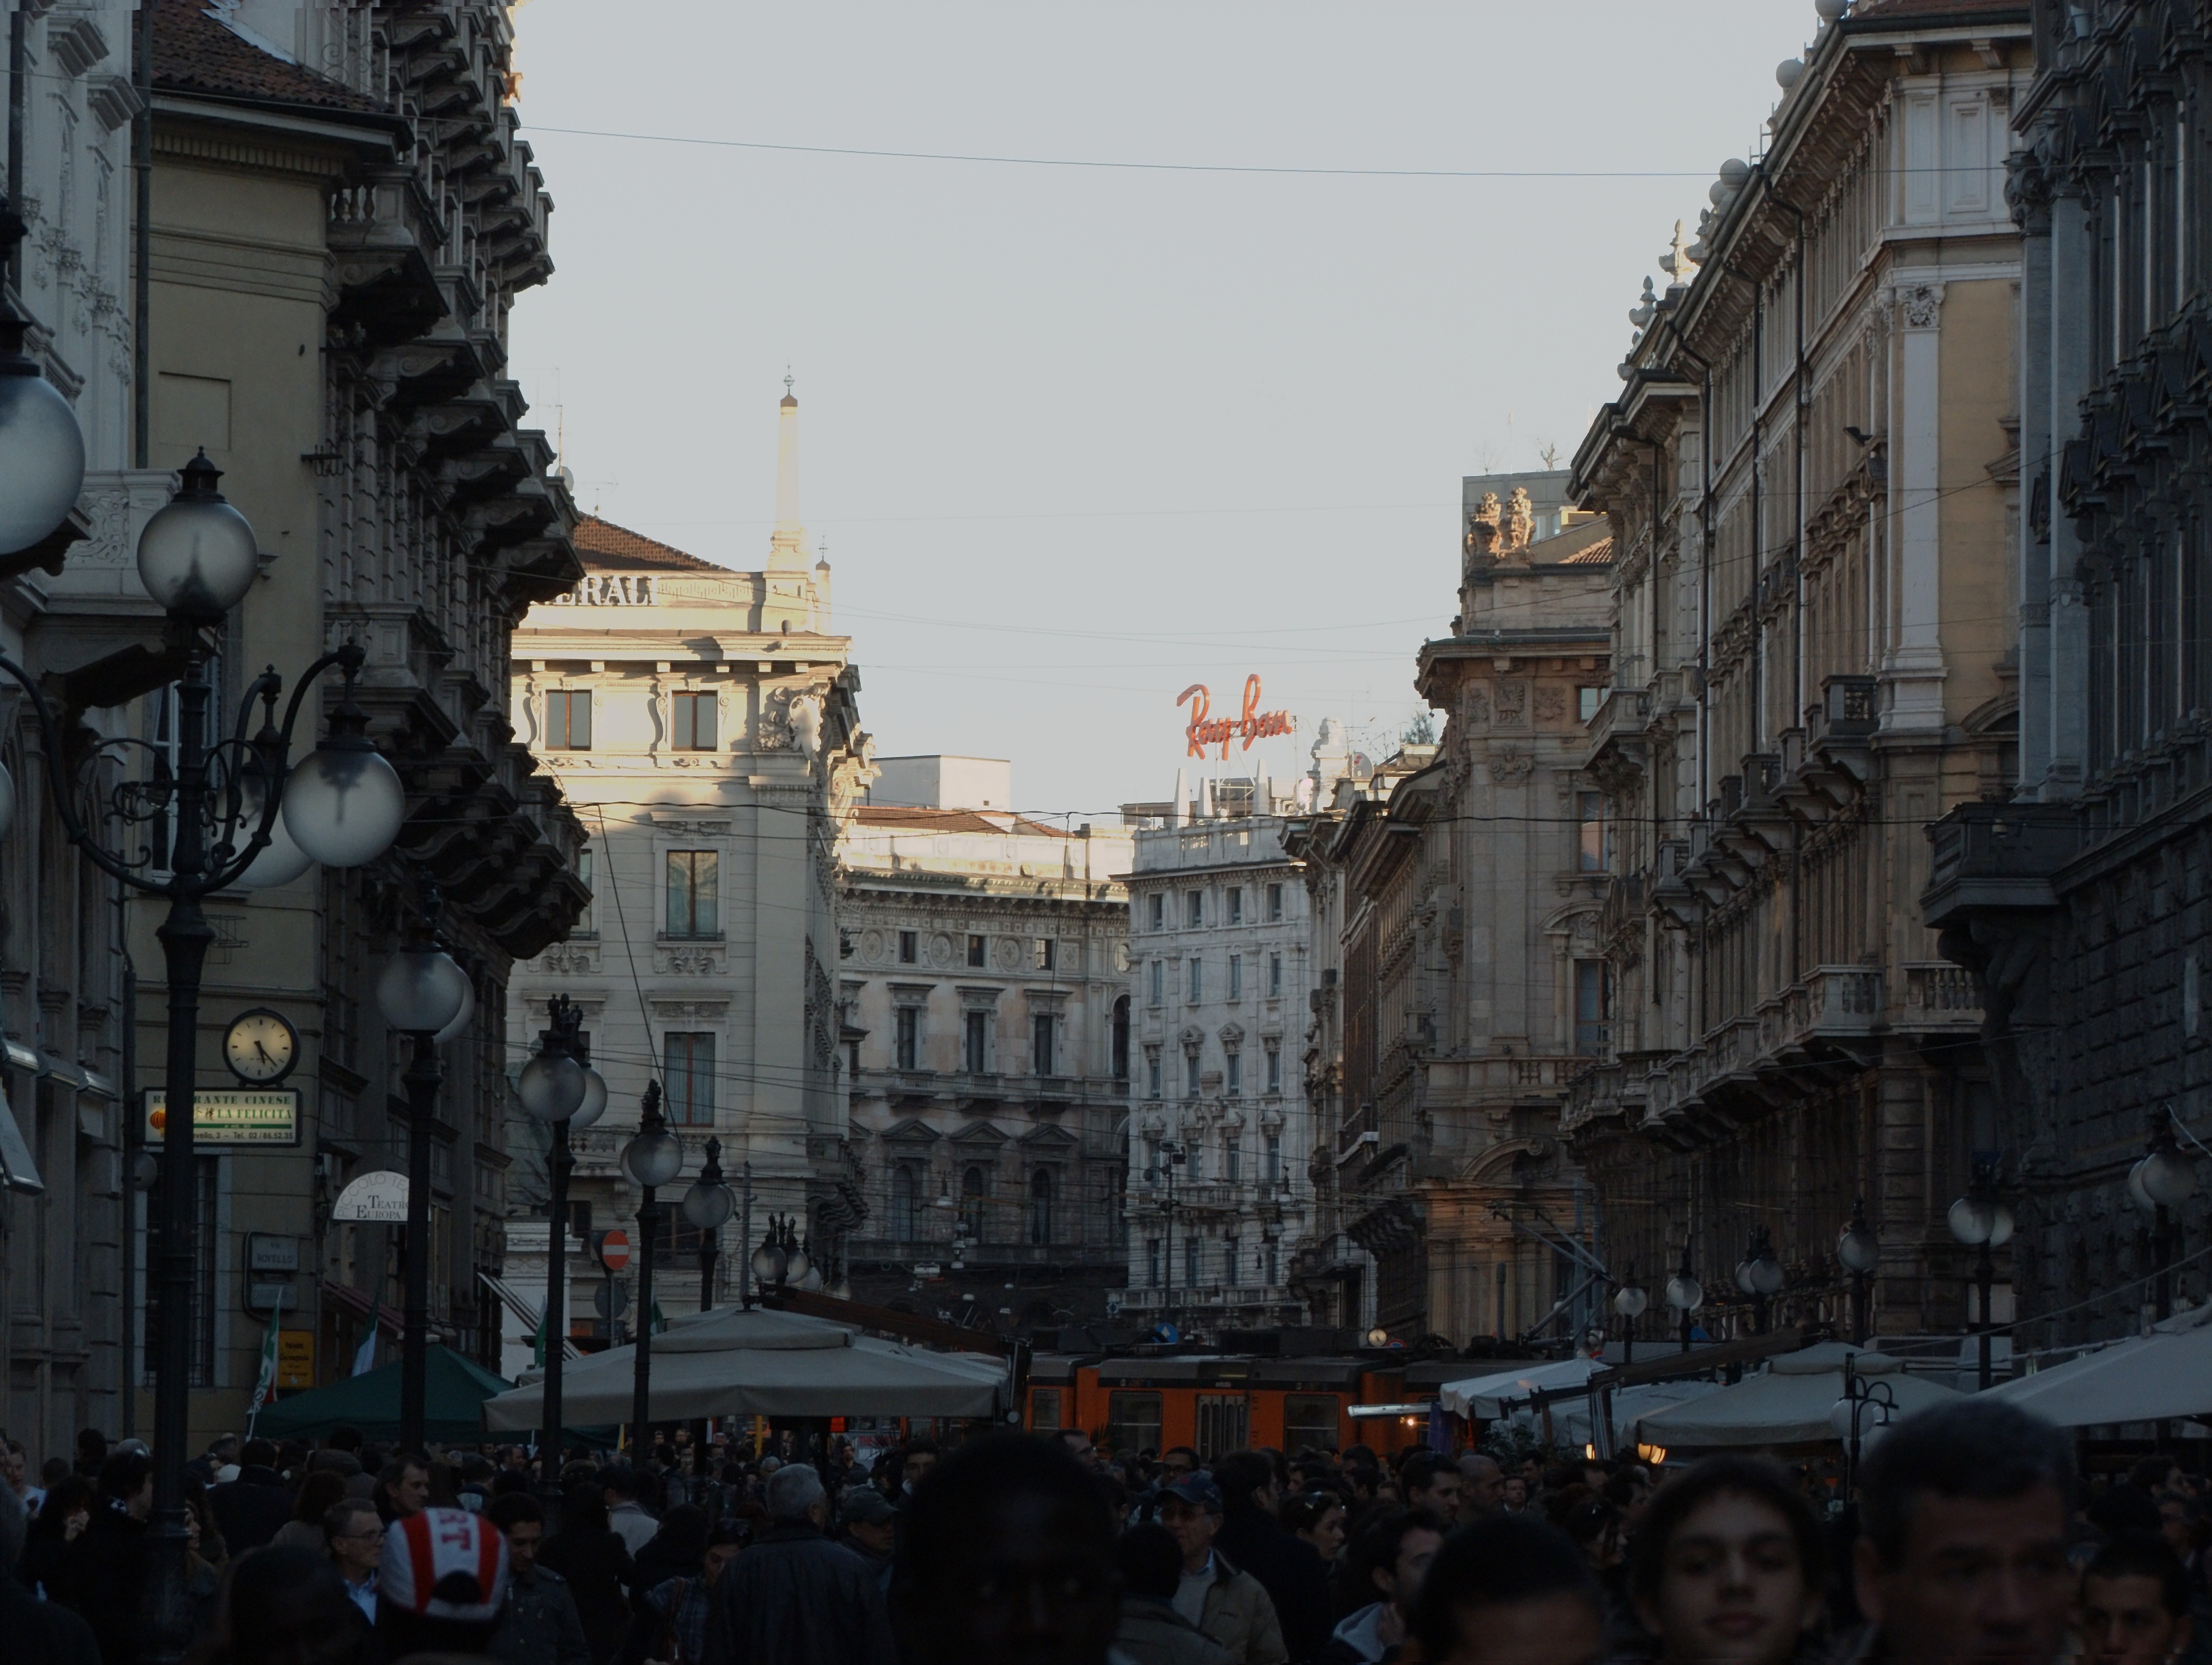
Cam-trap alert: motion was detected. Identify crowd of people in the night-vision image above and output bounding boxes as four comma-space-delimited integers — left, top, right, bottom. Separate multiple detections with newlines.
0, 1398, 2206, 1665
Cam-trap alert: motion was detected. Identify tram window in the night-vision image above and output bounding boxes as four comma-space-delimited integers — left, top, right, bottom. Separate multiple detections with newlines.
1196, 1394, 1249, 1461
1032, 1389, 1063, 1431
1106, 1391, 1163, 1456
1283, 1393, 1342, 1454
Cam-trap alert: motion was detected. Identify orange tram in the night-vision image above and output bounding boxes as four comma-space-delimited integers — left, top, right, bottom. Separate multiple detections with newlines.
1024, 1353, 1468, 1461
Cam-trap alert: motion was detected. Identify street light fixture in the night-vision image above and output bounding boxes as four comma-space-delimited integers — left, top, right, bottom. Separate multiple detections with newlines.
622, 1081, 684, 1456
517, 997, 589, 1492
0, 196, 86, 557
1947, 1155, 2013, 1390
373, 876, 472, 1456
0, 426, 401, 1660
1735, 1228, 1784, 1334
751, 1215, 790, 1290
1612, 1270, 1648, 1366
1836, 1199, 1879, 1345
2132, 1106, 2197, 1321
1665, 1247, 1704, 1354
681, 1136, 735, 1310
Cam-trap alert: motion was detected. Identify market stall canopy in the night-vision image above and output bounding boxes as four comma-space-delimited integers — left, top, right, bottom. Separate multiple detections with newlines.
1439, 1356, 1604, 1420
254, 1345, 510, 1444
1633, 1343, 1963, 1448
1546, 1379, 1723, 1448
1982, 1302, 2212, 1427
481, 1304, 1010, 1429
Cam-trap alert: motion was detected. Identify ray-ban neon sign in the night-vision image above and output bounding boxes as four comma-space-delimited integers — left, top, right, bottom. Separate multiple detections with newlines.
1178, 675, 1293, 760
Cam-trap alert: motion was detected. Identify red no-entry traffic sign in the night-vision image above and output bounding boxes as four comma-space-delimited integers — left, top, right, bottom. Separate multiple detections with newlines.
597, 1229, 630, 1272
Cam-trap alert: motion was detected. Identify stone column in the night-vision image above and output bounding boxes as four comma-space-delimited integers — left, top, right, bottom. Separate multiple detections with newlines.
2014, 178, 2054, 790
2043, 189, 2095, 798
1883, 282, 1949, 735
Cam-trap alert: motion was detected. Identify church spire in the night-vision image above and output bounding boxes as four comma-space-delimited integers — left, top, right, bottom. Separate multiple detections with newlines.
769, 374, 805, 572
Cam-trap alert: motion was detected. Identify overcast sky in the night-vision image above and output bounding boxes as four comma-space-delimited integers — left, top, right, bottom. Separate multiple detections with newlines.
508, 2, 1820, 819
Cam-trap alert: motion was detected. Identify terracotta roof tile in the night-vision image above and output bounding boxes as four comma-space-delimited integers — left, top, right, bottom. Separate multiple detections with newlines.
150, 0, 386, 114
574, 516, 726, 574
855, 806, 1070, 837
1559, 537, 1615, 566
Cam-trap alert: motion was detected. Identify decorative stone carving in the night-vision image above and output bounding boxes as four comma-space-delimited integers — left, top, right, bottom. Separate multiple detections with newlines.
860, 929, 886, 963
1534, 684, 1567, 723
1463, 684, 1490, 725
659, 947, 724, 975
1489, 749, 1535, 786
1467, 491, 1502, 561
754, 686, 796, 749
1900, 283, 1944, 330
538, 945, 595, 973
928, 932, 956, 967
1494, 681, 1528, 725
1503, 487, 1535, 552
993, 937, 1024, 971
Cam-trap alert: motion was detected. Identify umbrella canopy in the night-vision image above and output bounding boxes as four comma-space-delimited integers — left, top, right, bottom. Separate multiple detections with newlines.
1439, 1356, 1604, 1420
481, 1304, 1010, 1429
1544, 1379, 1723, 1448
1983, 1302, 2212, 1427
253, 1345, 512, 1445
1633, 1342, 1965, 1448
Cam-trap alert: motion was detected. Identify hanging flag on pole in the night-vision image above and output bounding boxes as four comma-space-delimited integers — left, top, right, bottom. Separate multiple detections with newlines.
651, 1300, 667, 1337
246, 1305, 281, 1431
353, 1258, 388, 1376
532, 1305, 549, 1370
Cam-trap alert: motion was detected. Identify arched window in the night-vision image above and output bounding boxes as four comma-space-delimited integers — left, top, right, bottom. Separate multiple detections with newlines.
962, 1164, 990, 1242
892, 1165, 918, 1241
1028, 1167, 1055, 1246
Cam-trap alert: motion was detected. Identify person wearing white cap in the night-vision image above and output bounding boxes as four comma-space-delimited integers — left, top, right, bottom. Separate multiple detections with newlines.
376, 1504, 512, 1657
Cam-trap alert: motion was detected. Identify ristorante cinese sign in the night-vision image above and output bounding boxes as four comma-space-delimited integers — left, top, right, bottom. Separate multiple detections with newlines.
1177, 675, 1293, 761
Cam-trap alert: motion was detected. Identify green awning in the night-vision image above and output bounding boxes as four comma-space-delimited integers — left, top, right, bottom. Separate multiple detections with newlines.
252, 1345, 513, 1445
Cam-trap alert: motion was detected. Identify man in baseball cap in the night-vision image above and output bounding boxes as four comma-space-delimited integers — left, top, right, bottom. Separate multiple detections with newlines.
377, 1504, 511, 1656
1155, 1472, 1286, 1663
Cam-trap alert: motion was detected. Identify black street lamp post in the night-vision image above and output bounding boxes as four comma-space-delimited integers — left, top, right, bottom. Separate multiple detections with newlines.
373, 874, 474, 1454
517, 998, 604, 1488
623, 1081, 684, 1455
1735, 1228, 1784, 1334
1612, 1271, 1647, 1366
1836, 1199, 1879, 1346
2133, 1108, 2199, 1323
682, 1136, 735, 1311
1946, 1156, 2013, 1391
1665, 1248, 1703, 1354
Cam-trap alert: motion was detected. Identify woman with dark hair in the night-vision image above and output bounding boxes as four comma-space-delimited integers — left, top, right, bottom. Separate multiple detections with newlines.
1279, 1491, 1349, 1567
1626, 1456, 1830, 1665
270, 1470, 350, 1555
20, 1474, 94, 1598
628, 1501, 708, 1606
187, 1544, 367, 1665
50, 1448, 157, 1665
536, 1478, 637, 1663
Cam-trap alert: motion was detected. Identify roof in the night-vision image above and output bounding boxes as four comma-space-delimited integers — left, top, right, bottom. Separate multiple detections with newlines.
1846, 0, 2025, 16
1559, 536, 1615, 565
853, 806, 1070, 838
1525, 516, 1615, 567
150, 0, 386, 113
574, 515, 726, 574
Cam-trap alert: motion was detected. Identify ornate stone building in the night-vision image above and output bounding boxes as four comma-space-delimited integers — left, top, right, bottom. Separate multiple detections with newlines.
1562, 0, 2029, 1347
1122, 781, 1318, 1340
504, 390, 874, 1358
1924, 0, 2212, 1342
1289, 484, 1618, 1346
838, 763, 1131, 1330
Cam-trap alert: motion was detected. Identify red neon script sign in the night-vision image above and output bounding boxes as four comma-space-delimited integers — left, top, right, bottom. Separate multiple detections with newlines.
1178, 675, 1293, 761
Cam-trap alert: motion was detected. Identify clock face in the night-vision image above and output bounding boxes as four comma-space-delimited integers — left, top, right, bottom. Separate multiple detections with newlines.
225, 1008, 298, 1085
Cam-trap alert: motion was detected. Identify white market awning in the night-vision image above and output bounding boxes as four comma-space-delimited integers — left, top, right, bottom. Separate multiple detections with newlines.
1982, 1303, 2212, 1427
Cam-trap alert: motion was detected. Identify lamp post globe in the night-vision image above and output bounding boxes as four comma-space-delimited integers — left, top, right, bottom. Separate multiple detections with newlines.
568, 1065, 608, 1130
1946, 1195, 1996, 1246
431, 975, 474, 1045
1837, 1217, 1879, 1275
1750, 1252, 1786, 1297
135, 453, 259, 620
796, 1265, 824, 1294
1665, 1273, 1703, 1312
1613, 1284, 1648, 1318
623, 1123, 684, 1190
750, 1218, 787, 1286
234, 784, 313, 889
1734, 1259, 1758, 1296
682, 1172, 735, 1233
518, 1049, 587, 1122
0, 359, 87, 558
2141, 1145, 2198, 1209
281, 740, 405, 868
374, 946, 471, 1036
784, 1238, 812, 1286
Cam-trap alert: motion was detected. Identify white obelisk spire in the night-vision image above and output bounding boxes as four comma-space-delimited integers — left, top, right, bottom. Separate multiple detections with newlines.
769, 374, 806, 572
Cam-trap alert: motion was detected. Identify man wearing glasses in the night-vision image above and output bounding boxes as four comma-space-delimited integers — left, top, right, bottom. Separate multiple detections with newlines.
324, 1499, 383, 1623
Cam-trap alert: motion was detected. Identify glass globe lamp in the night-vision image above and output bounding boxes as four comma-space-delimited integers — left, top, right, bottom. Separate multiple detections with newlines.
751, 1227, 787, 1286
135, 452, 258, 621
795, 1265, 824, 1294
433, 976, 475, 1045
568, 1066, 608, 1130
1612, 1284, 1648, 1319
1749, 1253, 1786, 1297
2141, 1143, 2198, 1209
623, 1122, 684, 1190
0, 359, 87, 558
784, 1241, 812, 1285
1665, 1273, 1703, 1313
375, 946, 471, 1035
1946, 1195, 1996, 1246
282, 740, 405, 869
517, 1049, 587, 1122
1837, 1216, 1879, 1275
682, 1175, 735, 1233
234, 785, 313, 889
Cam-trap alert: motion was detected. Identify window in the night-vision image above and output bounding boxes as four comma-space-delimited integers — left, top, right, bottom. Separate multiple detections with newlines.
1574, 959, 1610, 1057
1228, 955, 1243, 1000
1146, 1238, 1162, 1288
1106, 1391, 1162, 1455
1266, 883, 1284, 921
964, 1010, 989, 1074
892, 1166, 918, 1239
1577, 791, 1609, 873
898, 930, 918, 964
671, 690, 717, 750
1148, 894, 1164, 932
967, 934, 986, 967
1579, 685, 1607, 723
1032, 1013, 1056, 1076
1147, 1054, 1162, 1098
545, 688, 591, 750
1185, 1237, 1202, 1287
1149, 961, 1164, 1006
895, 1007, 920, 1071
1269, 954, 1282, 997
1112, 996, 1130, 1082
665, 1032, 716, 1125
1283, 1393, 1341, 1454
1227, 887, 1243, 924
1028, 1168, 1055, 1245
573, 846, 595, 935
1186, 1052, 1201, 1098
961, 1166, 990, 1241
1187, 958, 1202, 1001
1224, 1134, 1241, 1180
1265, 1043, 1281, 1095
1225, 1051, 1241, 1097
1032, 1388, 1063, 1430
1265, 1239, 1279, 1286
1145, 1136, 1163, 1178
1266, 1131, 1282, 1182
1186, 892, 1203, 928
1224, 1232, 1240, 1285
665, 851, 719, 936
1034, 938, 1056, 972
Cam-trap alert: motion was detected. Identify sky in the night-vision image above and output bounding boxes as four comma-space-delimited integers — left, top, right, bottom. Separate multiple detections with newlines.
507, 1, 1822, 820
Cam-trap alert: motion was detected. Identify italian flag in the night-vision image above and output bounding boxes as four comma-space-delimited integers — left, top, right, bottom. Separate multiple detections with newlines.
246, 1306, 281, 1429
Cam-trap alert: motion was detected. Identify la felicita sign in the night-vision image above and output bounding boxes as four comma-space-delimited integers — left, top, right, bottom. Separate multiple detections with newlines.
143, 1090, 299, 1146
1177, 675, 1293, 761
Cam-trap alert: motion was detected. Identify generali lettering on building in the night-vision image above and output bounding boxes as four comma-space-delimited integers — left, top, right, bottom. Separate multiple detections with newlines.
553, 573, 659, 606
1178, 675, 1293, 760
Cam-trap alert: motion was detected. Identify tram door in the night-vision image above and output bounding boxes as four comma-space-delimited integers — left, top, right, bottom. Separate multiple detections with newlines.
1195, 1394, 1249, 1460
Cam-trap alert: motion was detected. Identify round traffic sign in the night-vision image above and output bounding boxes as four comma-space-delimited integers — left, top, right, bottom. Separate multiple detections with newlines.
597, 1229, 630, 1272
593, 1281, 629, 1319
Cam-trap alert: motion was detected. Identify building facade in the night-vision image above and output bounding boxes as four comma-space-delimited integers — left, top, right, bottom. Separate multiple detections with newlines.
1923, 0, 2212, 1342
1562, 0, 2030, 1347
1123, 783, 1319, 1341
504, 395, 874, 1362
839, 763, 1132, 1330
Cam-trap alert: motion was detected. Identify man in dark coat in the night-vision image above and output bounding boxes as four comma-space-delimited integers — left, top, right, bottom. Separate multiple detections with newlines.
208, 1437, 293, 1554
705, 1463, 895, 1665
1213, 1451, 1331, 1665
0, 1488, 100, 1665
48, 1449, 154, 1665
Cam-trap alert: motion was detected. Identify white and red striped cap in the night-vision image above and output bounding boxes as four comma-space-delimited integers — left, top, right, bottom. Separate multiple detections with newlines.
379, 1507, 510, 1623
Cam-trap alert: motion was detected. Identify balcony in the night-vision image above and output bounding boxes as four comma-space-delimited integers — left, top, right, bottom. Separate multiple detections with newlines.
1921, 802, 2077, 928
1755, 966, 1882, 1067
1896, 962, 1984, 1035
1558, 1060, 1645, 1138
